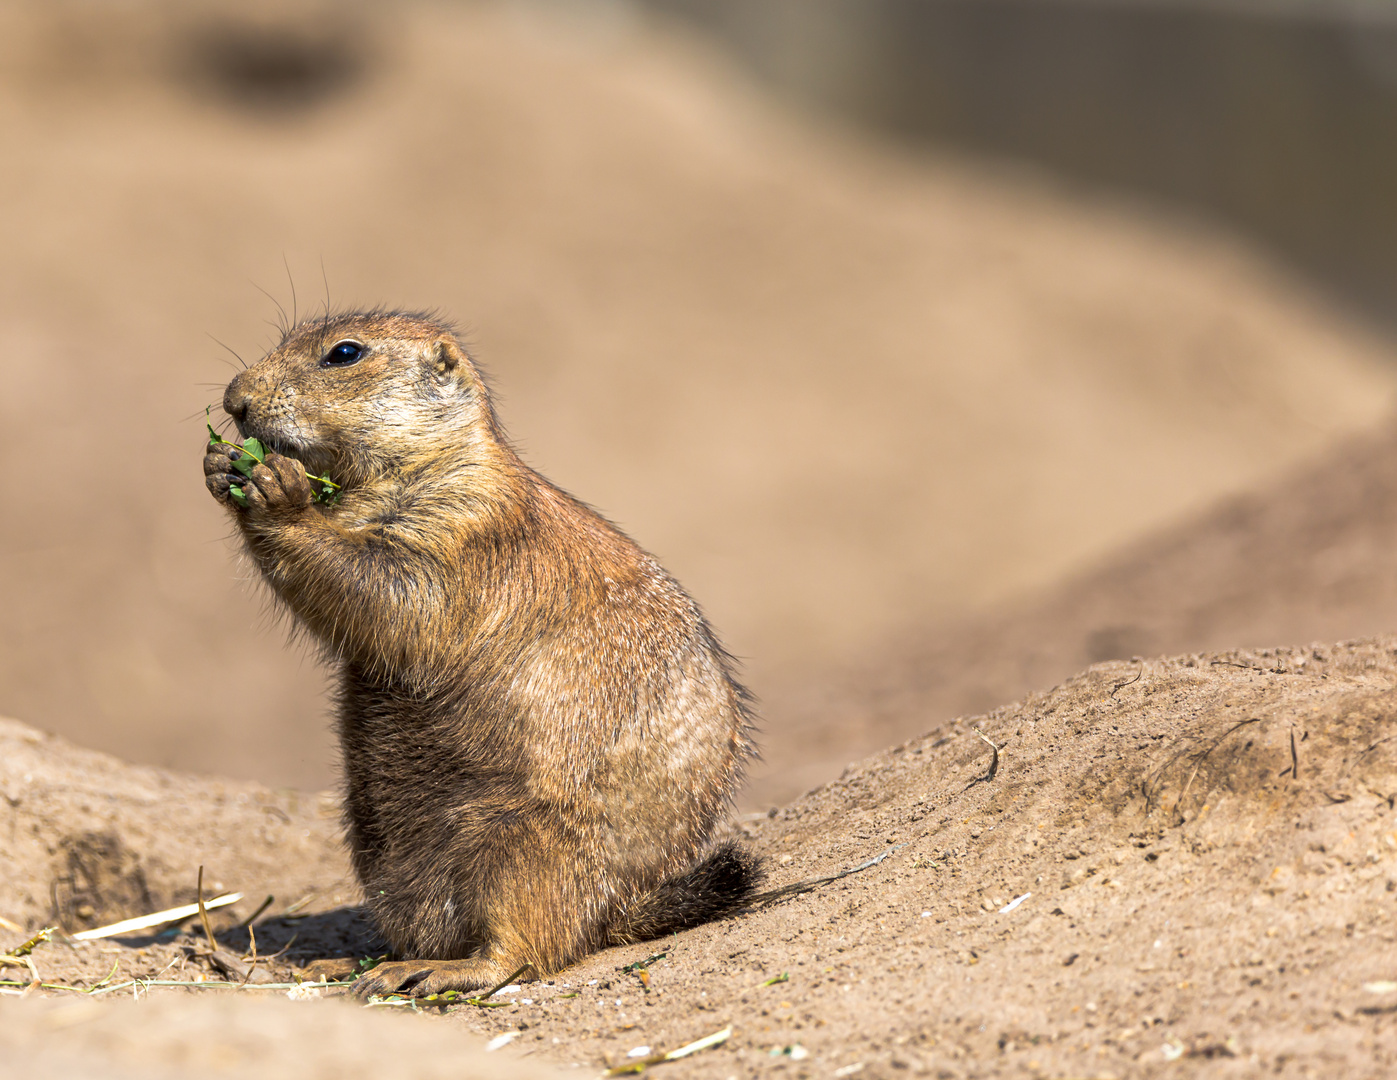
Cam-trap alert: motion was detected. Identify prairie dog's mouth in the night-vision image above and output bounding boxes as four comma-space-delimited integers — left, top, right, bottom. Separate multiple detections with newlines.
256, 433, 303, 459
233, 421, 298, 457
235, 423, 335, 476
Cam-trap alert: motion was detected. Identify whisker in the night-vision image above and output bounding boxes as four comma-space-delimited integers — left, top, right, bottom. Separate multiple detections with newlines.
284, 254, 299, 328
320, 256, 333, 335
180, 402, 225, 424
207, 333, 249, 370
251, 279, 289, 335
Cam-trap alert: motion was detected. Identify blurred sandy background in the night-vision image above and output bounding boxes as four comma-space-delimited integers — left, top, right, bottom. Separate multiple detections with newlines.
2, 0, 1396, 807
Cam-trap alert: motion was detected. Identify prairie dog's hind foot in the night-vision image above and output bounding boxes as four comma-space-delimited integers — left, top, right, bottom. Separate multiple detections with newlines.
351, 957, 518, 999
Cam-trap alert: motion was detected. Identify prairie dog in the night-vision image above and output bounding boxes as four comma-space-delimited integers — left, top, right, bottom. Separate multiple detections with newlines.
203, 311, 759, 995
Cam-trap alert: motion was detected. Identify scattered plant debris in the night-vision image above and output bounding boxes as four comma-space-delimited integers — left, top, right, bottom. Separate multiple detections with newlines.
749, 843, 907, 907
620, 951, 668, 973
970, 729, 1001, 785
1, 927, 53, 962
0, 926, 54, 988
604, 1025, 733, 1075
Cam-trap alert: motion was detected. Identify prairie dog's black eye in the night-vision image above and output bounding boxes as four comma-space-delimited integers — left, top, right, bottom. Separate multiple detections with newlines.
322, 340, 364, 367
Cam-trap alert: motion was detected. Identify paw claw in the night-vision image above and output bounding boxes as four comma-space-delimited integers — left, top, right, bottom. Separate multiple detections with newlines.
350, 961, 432, 999
349, 959, 509, 999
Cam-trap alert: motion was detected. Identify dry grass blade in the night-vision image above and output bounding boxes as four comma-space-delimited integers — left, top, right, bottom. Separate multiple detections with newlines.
663, 1026, 732, 1060
604, 1025, 733, 1075
280, 892, 318, 918
473, 962, 533, 1002
0, 979, 88, 993
91, 959, 120, 991
84, 979, 305, 996
238, 924, 260, 988
197, 865, 217, 952
70, 894, 242, 942
1110, 661, 1144, 697
236, 895, 275, 930
749, 843, 907, 907
974, 729, 1001, 781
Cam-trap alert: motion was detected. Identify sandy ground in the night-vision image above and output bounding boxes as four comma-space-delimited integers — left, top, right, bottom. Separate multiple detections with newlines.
4, 1, 1397, 1075
1, 994, 562, 1080
6, 637, 1397, 1078
1, 0, 1395, 801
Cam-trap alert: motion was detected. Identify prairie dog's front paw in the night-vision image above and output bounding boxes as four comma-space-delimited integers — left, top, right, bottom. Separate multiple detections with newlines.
351, 957, 514, 999
204, 444, 312, 516
244, 453, 314, 515
204, 443, 244, 509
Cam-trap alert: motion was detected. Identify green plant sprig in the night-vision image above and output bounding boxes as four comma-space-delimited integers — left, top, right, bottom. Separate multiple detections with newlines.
1, 926, 54, 962
206, 422, 341, 507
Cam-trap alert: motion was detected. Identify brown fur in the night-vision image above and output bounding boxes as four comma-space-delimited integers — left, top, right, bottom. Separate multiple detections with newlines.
203, 312, 760, 996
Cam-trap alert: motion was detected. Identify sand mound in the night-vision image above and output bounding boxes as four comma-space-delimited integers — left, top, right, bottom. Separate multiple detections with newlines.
1, 0, 1394, 803
0, 717, 349, 933
761, 414, 1397, 806
6, 639, 1397, 1077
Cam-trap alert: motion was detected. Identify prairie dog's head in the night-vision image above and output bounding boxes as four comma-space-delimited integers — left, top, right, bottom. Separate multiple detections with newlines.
221, 312, 498, 485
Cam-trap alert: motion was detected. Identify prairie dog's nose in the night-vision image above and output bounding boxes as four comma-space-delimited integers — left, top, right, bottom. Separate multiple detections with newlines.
223, 372, 251, 428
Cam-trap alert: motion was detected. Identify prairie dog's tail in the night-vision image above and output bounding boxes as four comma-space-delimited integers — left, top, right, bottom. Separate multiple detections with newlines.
610, 842, 763, 944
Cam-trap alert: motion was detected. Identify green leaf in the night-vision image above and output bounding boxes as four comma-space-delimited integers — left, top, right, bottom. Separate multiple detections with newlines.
241, 438, 267, 462
311, 475, 343, 506
231, 455, 258, 479
230, 484, 249, 508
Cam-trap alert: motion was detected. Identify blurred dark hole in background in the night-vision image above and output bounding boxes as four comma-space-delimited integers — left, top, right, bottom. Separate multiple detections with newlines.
180, 15, 370, 111
639, 0, 1397, 328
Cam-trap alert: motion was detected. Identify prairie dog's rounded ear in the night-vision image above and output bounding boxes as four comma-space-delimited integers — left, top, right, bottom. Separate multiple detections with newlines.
433, 338, 467, 380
